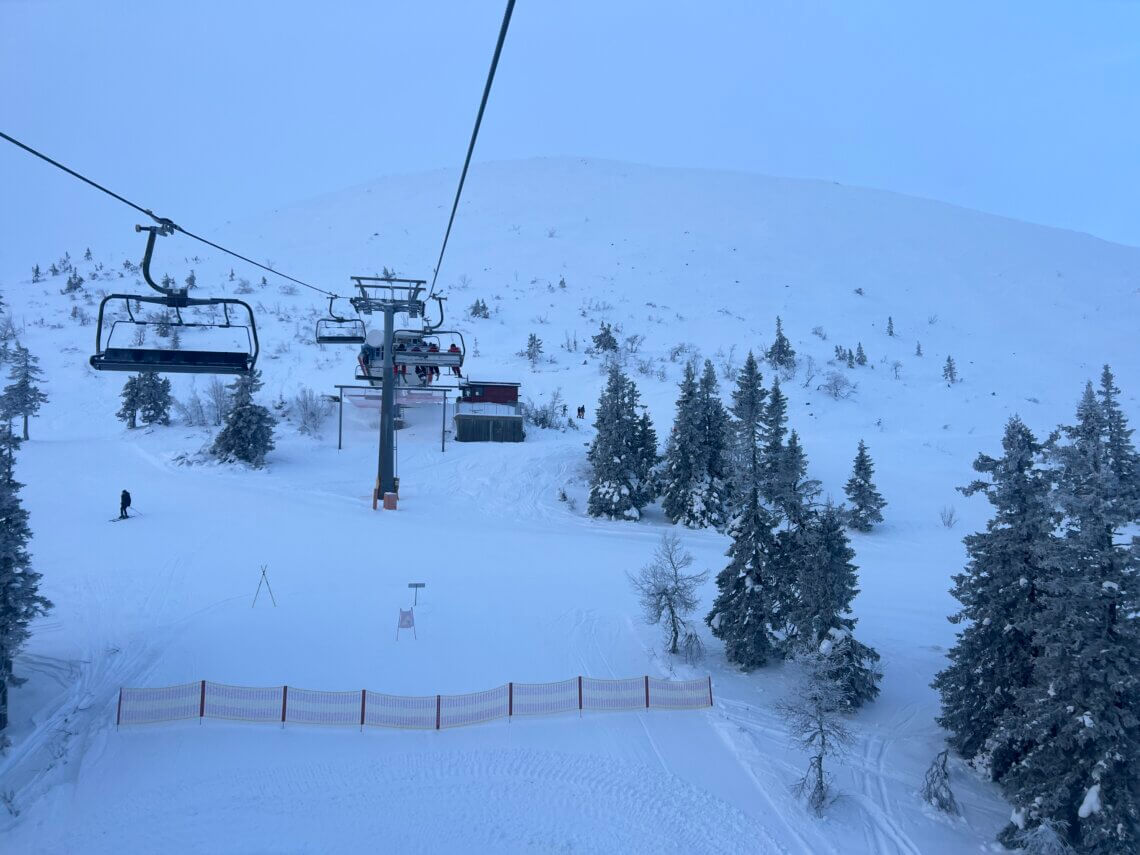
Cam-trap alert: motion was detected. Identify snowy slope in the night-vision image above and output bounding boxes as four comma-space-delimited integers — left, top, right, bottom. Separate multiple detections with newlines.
1, 159, 1137, 854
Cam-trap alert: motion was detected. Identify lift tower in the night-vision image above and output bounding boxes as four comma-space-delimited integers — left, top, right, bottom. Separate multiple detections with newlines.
350, 276, 427, 505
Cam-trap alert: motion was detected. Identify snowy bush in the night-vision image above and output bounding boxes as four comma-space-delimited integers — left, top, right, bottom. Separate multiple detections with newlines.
521, 388, 576, 431
818, 371, 856, 400
294, 387, 332, 436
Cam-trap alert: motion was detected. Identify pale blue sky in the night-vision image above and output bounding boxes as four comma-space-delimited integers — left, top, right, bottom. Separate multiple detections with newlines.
3, 0, 1138, 263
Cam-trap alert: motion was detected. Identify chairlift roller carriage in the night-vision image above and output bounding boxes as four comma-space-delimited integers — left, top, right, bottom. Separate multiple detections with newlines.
315, 297, 366, 345
90, 224, 259, 375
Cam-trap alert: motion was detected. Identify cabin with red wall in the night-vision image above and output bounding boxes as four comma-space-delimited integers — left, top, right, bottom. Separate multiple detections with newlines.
454, 380, 524, 442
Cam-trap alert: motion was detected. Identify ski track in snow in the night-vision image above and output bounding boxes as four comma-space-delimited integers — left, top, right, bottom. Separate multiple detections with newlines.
24, 748, 782, 855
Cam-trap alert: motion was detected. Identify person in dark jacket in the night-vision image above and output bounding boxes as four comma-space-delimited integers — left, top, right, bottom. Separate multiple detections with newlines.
120, 489, 131, 519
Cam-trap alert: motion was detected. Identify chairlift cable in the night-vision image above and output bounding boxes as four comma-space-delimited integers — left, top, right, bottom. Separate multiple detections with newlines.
427, 0, 515, 299
0, 130, 338, 299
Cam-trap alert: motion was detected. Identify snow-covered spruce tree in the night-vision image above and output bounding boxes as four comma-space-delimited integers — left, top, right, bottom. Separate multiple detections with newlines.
628, 533, 709, 663
695, 359, 732, 528
854, 343, 867, 366
886, 316, 895, 337
844, 439, 886, 531
932, 416, 1055, 775
765, 316, 796, 372
707, 351, 779, 669
995, 387, 1140, 854
915, 341, 923, 357
727, 351, 767, 510
0, 346, 48, 441
785, 504, 881, 708
587, 363, 651, 520
591, 321, 618, 353
117, 375, 141, 429
211, 370, 276, 467
759, 377, 788, 508
779, 651, 852, 817
136, 372, 172, 426
707, 485, 780, 670
631, 406, 660, 503
770, 429, 820, 527
119, 373, 172, 429
1097, 364, 1139, 517
0, 424, 51, 744
661, 362, 707, 526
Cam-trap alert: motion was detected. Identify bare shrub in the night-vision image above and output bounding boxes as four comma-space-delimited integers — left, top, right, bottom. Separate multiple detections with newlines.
819, 371, 857, 400
295, 387, 332, 436
940, 505, 959, 528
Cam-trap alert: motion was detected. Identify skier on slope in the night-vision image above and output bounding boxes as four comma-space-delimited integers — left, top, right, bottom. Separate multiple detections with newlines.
119, 489, 131, 520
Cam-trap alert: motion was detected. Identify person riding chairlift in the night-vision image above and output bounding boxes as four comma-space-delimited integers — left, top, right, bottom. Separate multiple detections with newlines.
427, 342, 440, 379
448, 342, 462, 376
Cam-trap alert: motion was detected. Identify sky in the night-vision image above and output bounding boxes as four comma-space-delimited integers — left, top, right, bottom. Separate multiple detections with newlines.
2, 0, 1139, 266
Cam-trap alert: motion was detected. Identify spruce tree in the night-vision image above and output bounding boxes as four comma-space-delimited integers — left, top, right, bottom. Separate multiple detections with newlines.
0, 346, 48, 440
793, 505, 881, 709
137, 372, 172, 426
855, 343, 867, 366
661, 362, 706, 526
932, 417, 1056, 772
770, 429, 820, 526
759, 378, 788, 507
695, 359, 731, 528
846, 350, 855, 369
117, 375, 141, 429
765, 316, 796, 371
211, 370, 276, 467
995, 389, 1140, 853
943, 356, 958, 384
844, 439, 886, 531
887, 316, 895, 337
728, 351, 767, 508
631, 406, 660, 504
587, 363, 650, 520
1096, 365, 1138, 517
591, 321, 618, 353
0, 423, 51, 743
706, 484, 779, 670
915, 341, 923, 357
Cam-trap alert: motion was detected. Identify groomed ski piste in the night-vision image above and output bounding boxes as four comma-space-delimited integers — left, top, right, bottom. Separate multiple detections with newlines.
2, 160, 1138, 853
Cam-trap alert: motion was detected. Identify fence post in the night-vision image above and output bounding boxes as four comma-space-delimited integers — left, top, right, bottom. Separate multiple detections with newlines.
436, 695, 441, 730
508, 682, 513, 718
116, 688, 123, 727
199, 680, 206, 722
707, 676, 713, 707
644, 675, 650, 709
281, 685, 288, 726
360, 689, 366, 730
578, 676, 583, 714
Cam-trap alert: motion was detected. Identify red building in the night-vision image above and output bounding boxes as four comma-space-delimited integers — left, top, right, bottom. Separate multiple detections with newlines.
454, 381, 524, 442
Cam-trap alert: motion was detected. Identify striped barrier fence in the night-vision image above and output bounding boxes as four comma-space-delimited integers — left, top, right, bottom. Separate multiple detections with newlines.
116, 675, 713, 730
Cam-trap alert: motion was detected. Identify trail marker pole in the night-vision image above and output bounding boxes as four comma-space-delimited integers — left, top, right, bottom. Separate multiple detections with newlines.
408, 582, 426, 606
252, 565, 277, 607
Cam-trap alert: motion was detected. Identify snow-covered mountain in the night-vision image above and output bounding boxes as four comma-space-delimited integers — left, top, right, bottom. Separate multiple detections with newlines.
1, 158, 1137, 853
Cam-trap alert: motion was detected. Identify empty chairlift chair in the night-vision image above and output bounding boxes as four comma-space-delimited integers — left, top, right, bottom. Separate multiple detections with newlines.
90, 224, 259, 376
315, 297, 366, 345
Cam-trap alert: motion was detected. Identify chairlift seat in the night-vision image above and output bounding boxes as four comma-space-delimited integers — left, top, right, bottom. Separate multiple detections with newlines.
91, 347, 252, 375
316, 317, 366, 346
